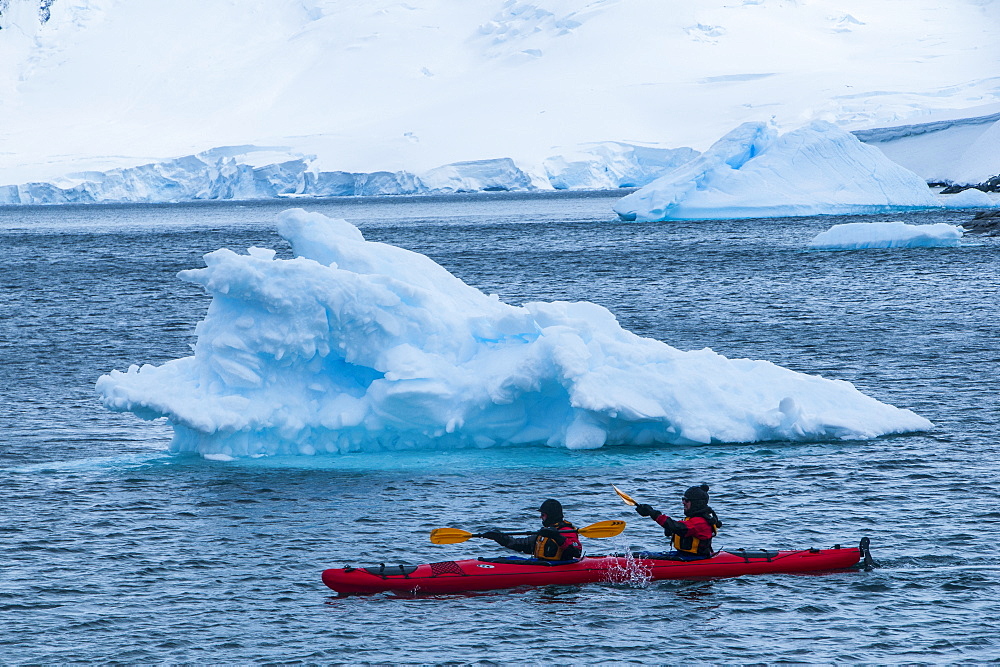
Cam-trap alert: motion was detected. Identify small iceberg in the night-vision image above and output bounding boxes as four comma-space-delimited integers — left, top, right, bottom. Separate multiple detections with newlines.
809, 221, 964, 250
614, 120, 938, 221
938, 187, 999, 209
97, 209, 932, 458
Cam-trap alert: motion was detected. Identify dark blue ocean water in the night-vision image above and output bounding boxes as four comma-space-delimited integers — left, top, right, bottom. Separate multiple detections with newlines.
1, 192, 999, 663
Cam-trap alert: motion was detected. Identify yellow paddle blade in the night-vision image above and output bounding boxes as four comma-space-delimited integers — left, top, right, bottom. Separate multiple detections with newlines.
429, 527, 475, 544
578, 519, 626, 538
613, 484, 638, 506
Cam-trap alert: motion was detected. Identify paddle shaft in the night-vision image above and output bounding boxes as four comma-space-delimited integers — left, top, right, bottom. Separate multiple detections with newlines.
430, 520, 625, 544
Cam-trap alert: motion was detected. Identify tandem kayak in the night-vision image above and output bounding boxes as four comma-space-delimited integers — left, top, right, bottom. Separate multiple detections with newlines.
322, 538, 874, 595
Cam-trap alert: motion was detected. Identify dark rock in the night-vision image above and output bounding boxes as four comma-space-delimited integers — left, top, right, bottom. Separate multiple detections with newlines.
940, 174, 1000, 195
982, 175, 1000, 193
964, 210, 1000, 235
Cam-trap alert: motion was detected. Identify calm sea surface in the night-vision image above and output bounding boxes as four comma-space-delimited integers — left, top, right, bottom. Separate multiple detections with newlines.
1, 192, 998, 663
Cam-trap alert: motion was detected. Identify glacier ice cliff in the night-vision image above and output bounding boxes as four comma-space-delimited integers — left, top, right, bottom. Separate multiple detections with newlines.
0, 143, 696, 205
96, 209, 932, 458
543, 142, 699, 190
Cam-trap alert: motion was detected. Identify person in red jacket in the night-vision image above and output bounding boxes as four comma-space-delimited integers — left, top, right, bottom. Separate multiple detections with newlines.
634, 484, 722, 560
482, 499, 583, 561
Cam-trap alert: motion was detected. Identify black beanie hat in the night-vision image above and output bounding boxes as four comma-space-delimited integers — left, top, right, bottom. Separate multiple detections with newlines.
538, 499, 564, 525
683, 483, 711, 507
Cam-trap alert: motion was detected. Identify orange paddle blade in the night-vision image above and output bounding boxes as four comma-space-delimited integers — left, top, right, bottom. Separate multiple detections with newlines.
613, 484, 638, 506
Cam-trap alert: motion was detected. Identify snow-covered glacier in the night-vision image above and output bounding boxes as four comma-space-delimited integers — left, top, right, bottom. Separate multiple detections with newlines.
96, 209, 932, 459
2, 0, 998, 196
614, 121, 939, 221
858, 113, 1000, 189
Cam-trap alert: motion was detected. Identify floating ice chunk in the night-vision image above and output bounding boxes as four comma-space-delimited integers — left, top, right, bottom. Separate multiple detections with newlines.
96, 209, 932, 457
939, 188, 998, 209
615, 121, 938, 221
809, 221, 964, 250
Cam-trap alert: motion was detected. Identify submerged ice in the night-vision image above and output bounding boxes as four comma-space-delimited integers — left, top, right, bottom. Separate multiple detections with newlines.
96, 209, 932, 457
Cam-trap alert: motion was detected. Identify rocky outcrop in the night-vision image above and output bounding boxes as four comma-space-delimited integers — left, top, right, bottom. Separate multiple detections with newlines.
963, 209, 1000, 235
941, 174, 1000, 195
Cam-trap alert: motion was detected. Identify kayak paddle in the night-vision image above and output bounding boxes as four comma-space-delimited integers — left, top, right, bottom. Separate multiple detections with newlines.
612, 484, 638, 506
430, 519, 626, 544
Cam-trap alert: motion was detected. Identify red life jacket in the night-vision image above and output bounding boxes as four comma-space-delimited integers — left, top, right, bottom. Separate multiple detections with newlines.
671, 515, 718, 557
533, 520, 582, 560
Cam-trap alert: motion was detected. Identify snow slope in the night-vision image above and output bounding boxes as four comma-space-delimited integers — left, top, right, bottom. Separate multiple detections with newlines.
858, 113, 1000, 186
1, 0, 998, 193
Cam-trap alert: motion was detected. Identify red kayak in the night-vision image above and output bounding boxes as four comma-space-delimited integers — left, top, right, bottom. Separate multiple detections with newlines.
322, 539, 872, 595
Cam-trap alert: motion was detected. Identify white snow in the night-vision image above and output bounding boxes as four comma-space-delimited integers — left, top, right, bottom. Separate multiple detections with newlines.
96, 209, 932, 458
809, 221, 965, 250
613, 121, 938, 222
1, 0, 999, 200
860, 114, 1000, 186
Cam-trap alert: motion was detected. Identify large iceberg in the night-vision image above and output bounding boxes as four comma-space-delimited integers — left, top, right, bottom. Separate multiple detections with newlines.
809, 221, 964, 250
614, 121, 939, 222
96, 209, 931, 458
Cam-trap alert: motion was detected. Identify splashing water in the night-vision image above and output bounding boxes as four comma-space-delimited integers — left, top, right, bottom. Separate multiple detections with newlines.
600, 538, 653, 587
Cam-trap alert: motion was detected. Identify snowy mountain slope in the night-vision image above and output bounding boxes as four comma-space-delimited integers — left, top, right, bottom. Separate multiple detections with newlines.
1, 0, 998, 193
858, 112, 1000, 186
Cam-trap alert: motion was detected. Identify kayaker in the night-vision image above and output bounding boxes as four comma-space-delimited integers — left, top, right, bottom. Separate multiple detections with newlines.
634, 483, 722, 560
481, 499, 583, 561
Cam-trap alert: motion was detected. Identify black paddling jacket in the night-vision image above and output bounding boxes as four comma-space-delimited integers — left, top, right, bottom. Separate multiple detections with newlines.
505, 520, 583, 560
